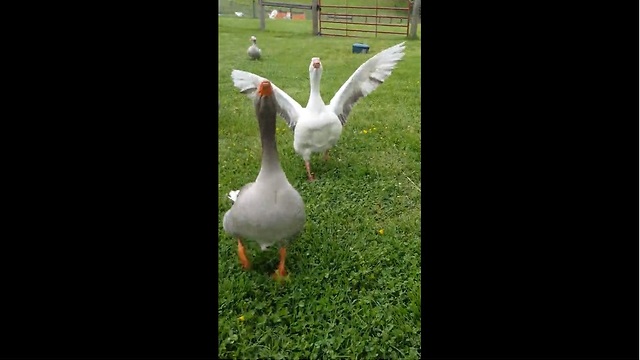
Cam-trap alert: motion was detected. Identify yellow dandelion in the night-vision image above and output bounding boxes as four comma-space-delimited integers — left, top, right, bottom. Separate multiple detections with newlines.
378, 229, 384, 235
363, 129, 368, 134
238, 315, 245, 321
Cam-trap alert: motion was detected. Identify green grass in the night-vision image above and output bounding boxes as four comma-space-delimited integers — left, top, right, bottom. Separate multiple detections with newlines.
218, 17, 421, 359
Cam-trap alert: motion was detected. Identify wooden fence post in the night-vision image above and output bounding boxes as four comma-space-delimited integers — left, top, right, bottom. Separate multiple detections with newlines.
409, 0, 420, 38
259, 0, 266, 30
311, 0, 319, 35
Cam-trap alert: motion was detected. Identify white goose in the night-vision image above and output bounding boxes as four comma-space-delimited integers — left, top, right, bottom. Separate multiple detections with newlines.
223, 80, 306, 278
247, 36, 261, 60
231, 42, 405, 181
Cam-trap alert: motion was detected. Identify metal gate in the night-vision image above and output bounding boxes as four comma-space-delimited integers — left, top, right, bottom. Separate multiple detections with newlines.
318, 0, 411, 38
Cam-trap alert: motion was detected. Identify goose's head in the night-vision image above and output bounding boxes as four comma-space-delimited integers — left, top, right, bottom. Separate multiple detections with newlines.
250, 35, 257, 44
254, 80, 277, 118
308, 57, 322, 81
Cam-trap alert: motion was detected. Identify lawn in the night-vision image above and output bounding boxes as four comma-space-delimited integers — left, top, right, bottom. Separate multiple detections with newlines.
218, 16, 421, 359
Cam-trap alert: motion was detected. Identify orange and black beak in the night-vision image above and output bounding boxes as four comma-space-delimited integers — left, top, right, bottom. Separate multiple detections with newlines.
258, 80, 273, 97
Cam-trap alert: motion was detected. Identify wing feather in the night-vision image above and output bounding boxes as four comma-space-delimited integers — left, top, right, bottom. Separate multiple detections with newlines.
231, 70, 303, 130
327, 42, 406, 125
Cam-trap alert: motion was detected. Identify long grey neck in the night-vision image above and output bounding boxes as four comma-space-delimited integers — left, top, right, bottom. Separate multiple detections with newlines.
257, 110, 283, 179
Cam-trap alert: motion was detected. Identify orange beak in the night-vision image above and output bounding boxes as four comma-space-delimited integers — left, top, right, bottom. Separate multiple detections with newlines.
258, 80, 273, 96
312, 60, 321, 69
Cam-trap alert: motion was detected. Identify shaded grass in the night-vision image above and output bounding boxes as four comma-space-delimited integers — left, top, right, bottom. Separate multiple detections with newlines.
218, 17, 421, 359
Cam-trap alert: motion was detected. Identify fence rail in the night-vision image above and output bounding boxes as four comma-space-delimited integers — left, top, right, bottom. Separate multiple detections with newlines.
318, 0, 411, 38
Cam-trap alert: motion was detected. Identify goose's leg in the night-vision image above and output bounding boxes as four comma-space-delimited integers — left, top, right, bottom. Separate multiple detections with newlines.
237, 238, 250, 269
323, 150, 330, 161
305, 161, 315, 182
272, 246, 287, 279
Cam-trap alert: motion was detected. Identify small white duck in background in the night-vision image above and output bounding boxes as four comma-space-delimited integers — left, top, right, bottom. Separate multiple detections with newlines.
247, 36, 261, 60
231, 42, 405, 181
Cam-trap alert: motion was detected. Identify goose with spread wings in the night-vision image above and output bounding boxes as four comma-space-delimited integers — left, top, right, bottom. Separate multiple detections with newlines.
231, 42, 405, 181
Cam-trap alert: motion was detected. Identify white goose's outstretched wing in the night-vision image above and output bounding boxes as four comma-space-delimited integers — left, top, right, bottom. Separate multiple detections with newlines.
231, 70, 303, 130
327, 42, 406, 125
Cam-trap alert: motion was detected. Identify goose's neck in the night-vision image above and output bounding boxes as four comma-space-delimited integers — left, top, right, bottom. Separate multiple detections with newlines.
256, 116, 283, 181
307, 72, 324, 109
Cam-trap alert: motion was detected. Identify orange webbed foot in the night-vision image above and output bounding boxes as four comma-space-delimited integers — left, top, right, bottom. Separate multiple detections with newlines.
305, 161, 315, 182
237, 238, 250, 270
271, 247, 288, 280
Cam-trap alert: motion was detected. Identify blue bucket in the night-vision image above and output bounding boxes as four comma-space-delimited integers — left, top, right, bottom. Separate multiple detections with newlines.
352, 43, 370, 54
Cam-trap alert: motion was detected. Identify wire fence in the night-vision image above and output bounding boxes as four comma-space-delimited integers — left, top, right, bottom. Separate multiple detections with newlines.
218, 0, 418, 26
218, 0, 314, 20
219, 0, 257, 18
